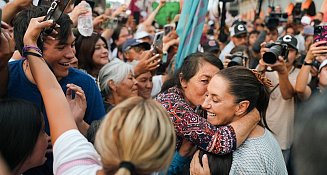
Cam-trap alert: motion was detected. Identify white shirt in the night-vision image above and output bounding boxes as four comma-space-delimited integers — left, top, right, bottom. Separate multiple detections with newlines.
219, 41, 235, 62
53, 130, 102, 175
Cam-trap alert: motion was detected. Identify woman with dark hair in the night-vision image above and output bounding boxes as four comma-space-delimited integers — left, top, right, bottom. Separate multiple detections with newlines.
75, 32, 109, 79
0, 99, 49, 175
190, 67, 287, 174
110, 25, 132, 58
155, 52, 261, 172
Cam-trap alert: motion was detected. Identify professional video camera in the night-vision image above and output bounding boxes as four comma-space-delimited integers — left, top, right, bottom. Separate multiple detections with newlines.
226, 52, 247, 67
265, 8, 288, 29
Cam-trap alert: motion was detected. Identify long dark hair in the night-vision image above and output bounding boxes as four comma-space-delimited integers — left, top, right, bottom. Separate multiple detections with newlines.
110, 25, 126, 51
75, 32, 108, 75
218, 66, 271, 130
161, 52, 224, 92
0, 98, 43, 172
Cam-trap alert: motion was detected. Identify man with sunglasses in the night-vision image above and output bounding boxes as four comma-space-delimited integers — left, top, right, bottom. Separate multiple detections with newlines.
219, 20, 248, 61
1, 5, 105, 175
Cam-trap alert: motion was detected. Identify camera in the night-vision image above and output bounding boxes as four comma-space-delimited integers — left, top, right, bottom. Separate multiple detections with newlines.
312, 60, 321, 70
263, 42, 289, 64
265, 12, 288, 29
226, 52, 246, 67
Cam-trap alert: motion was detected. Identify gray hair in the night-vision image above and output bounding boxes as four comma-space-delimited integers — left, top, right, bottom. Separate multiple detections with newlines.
98, 59, 134, 98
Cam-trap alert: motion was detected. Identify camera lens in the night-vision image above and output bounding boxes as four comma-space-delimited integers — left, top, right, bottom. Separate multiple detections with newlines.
263, 45, 283, 64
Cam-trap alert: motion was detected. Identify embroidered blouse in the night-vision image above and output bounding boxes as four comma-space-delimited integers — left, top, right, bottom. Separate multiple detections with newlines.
155, 86, 236, 155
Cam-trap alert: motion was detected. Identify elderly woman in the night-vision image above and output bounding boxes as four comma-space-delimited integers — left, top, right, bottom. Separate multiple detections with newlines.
23, 17, 176, 175
98, 59, 138, 112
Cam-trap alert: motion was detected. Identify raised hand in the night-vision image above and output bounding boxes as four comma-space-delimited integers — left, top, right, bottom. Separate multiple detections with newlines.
66, 83, 87, 126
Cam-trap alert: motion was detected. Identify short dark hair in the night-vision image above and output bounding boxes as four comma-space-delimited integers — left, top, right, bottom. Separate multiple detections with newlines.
217, 67, 270, 130
12, 5, 73, 55
198, 151, 232, 175
161, 52, 224, 92
75, 32, 108, 75
0, 98, 43, 172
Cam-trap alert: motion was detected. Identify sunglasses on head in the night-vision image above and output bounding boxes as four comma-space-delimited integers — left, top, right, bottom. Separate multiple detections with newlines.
42, 0, 72, 36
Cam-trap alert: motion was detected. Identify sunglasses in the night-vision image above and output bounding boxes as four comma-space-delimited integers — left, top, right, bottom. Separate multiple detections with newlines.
42, 0, 72, 36
255, 23, 265, 27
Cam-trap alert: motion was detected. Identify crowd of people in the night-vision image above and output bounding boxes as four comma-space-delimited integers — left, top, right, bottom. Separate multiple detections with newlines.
0, 0, 326, 174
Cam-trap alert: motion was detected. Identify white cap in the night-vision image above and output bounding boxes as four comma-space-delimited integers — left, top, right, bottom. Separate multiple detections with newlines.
319, 59, 327, 72
301, 16, 311, 26
134, 31, 151, 40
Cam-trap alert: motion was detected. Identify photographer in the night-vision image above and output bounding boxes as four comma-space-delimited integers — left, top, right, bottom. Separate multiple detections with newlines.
219, 21, 248, 61
257, 34, 300, 165
295, 41, 327, 100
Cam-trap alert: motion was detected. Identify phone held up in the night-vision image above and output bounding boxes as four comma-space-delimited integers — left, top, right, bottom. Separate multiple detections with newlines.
152, 31, 164, 55
314, 25, 327, 46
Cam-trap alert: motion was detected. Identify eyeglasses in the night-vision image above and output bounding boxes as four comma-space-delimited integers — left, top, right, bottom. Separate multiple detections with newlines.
42, 0, 72, 36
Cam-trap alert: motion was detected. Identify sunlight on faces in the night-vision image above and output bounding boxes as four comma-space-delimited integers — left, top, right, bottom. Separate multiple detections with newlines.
115, 73, 138, 100
136, 72, 153, 99
93, 38, 109, 66
202, 75, 240, 126
43, 33, 76, 80
181, 61, 220, 106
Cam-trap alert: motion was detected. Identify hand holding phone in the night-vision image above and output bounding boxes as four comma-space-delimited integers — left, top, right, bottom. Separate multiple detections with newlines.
152, 31, 164, 54
314, 26, 327, 45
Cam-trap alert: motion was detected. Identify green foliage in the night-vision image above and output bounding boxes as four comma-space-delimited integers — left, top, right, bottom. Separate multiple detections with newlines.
152, 2, 180, 26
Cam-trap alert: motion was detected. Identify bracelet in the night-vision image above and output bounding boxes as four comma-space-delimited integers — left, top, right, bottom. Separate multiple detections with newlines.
24, 52, 43, 58
303, 61, 313, 66
23, 45, 43, 56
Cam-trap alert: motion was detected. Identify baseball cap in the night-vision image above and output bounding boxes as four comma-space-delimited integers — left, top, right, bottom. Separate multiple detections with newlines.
319, 60, 327, 72
122, 39, 151, 52
230, 21, 248, 37
202, 39, 219, 53
134, 31, 152, 40
277, 34, 298, 51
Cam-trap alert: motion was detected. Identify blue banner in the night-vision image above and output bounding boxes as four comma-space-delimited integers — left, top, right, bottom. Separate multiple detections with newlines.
175, 0, 209, 69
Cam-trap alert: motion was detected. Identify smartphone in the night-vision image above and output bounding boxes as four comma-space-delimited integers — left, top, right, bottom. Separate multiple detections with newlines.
314, 25, 327, 46
101, 18, 118, 29
152, 31, 164, 54
164, 24, 174, 35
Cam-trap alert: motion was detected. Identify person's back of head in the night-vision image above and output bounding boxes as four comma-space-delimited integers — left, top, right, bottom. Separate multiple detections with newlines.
197, 150, 232, 175
161, 52, 223, 92
12, 5, 73, 55
95, 97, 176, 175
294, 91, 327, 175
0, 98, 44, 174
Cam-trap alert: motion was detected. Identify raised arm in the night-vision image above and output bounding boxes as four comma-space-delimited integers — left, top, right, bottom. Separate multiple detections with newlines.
23, 17, 77, 144
2, 0, 33, 24
156, 90, 259, 154
141, 0, 165, 27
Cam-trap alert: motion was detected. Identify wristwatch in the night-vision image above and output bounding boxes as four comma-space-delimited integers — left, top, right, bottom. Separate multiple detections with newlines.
303, 61, 313, 66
